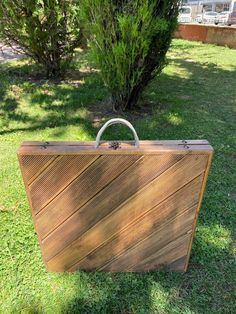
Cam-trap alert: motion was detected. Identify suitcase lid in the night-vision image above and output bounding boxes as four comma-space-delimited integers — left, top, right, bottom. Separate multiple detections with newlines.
17, 119, 214, 272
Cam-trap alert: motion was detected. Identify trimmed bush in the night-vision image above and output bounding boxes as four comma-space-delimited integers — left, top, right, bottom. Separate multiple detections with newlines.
82, 0, 181, 110
0, 0, 82, 77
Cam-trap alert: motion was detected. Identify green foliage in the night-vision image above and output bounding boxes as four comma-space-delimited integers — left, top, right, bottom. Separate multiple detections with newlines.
0, 0, 82, 77
82, 0, 181, 110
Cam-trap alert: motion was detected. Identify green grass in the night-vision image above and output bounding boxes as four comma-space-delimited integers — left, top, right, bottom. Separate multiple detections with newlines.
0, 39, 235, 313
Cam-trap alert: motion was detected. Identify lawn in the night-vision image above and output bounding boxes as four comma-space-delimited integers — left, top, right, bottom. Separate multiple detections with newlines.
0, 39, 235, 313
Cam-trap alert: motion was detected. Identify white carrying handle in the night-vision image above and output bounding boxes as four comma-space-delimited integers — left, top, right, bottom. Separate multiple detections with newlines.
95, 118, 140, 148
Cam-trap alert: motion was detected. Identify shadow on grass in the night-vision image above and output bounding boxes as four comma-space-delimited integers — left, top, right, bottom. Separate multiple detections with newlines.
0, 58, 107, 138
1, 53, 235, 140
58, 238, 235, 313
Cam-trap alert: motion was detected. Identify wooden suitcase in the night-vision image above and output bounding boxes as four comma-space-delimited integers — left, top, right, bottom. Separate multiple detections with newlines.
17, 118, 213, 272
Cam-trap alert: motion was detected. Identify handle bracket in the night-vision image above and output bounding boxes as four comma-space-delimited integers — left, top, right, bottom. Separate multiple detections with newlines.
109, 141, 121, 150
95, 118, 140, 149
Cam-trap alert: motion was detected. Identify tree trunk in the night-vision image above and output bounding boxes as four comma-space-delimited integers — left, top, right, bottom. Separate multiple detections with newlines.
112, 75, 151, 111
45, 59, 61, 78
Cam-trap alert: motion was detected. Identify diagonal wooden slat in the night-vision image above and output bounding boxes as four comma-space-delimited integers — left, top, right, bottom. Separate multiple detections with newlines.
36, 154, 141, 238
101, 208, 194, 272
19, 155, 57, 184
28, 155, 64, 187
46, 154, 208, 271
68, 174, 203, 272
29, 155, 99, 213
128, 233, 192, 272
41, 153, 184, 261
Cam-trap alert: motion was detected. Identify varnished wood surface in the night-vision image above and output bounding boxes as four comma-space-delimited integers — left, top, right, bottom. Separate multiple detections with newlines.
19, 139, 210, 146
17, 140, 213, 155
17, 140, 213, 272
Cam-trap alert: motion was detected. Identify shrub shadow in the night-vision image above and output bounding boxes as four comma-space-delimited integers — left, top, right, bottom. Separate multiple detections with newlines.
0, 59, 107, 138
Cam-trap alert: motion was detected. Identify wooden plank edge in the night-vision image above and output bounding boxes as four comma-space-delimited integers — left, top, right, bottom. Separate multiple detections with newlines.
20, 139, 210, 145
183, 150, 214, 272
17, 155, 49, 270
17, 146, 213, 156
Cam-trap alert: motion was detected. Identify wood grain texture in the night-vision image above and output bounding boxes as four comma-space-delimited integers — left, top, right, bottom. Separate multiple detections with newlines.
68, 175, 203, 272
45, 154, 208, 271
36, 155, 140, 238
183, 151, 214, 271
29, 155, 99, 213
20, 155, 57, 184
41, 154, 184, 261
17, 140, 213, 272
